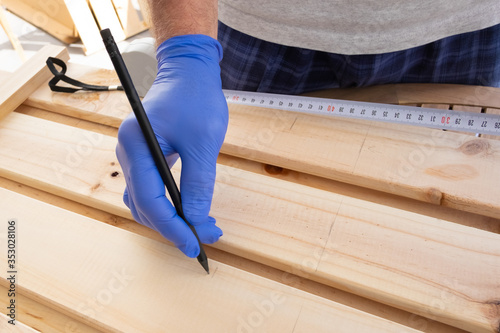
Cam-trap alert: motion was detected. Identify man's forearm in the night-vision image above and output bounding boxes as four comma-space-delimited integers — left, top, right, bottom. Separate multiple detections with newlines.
147, 0, 218, 45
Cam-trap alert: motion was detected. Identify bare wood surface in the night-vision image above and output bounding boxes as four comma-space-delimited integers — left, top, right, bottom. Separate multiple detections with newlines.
215, 154, 500, 234
23, 63, 500, 218
64, 0, 102, 54
484, 108, 500, 140
0, 176, 469, 333
304, 83, 500, 110
0, 284, 98, 333
25, 64, 127, 127
1, 111, 499, 331
222, 104, 500, 218
0, 188, 424, 333
14, 105, 500, 235
0, 3, 25, 61
111, 0, 148, 37
2, 0, 78, 43
303, 84, 400, 104
88, 0, 125, 42
0, 45, 68, 122
0, 313, 39, 332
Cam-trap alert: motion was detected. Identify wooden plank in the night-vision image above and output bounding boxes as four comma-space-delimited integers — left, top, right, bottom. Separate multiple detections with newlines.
451, 105, 483, 113
0, 45, 68, 122
215, 154, 500, 235
15, 104, 118, 137
303, 84, 399, 104
0, 284, 98, 333
25, 64, 127, 127
0, 313, 39, 332
2, 0, 78, 43
64, 0, 102, 54
4, 0, 75, 31
88, 0, 125, 42
0, 69, 11, 85
111, 0, 148, 37
222, 104, 500, 218
13, 105, 500, 236
397, 84, 500, 109
1, 112, 499, 331
136, 0, 151, 27
0, 176, 471, 333
23, 64, 500, 218
0, 4, 26, 61
420, 104, 482, 137
0, 188, 422, 333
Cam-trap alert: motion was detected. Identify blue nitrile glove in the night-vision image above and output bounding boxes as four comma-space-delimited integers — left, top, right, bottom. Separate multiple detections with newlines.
116, 35, 228, 257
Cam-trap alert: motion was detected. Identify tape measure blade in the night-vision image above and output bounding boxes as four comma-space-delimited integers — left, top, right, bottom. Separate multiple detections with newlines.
223, 90, 500, 136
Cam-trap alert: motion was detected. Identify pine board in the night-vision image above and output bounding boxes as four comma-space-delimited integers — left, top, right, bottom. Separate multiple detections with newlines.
0, 70, 11, 85
64, 0, 102, 54
0, 188, 422, 333
0, 4, 26, 61
223, 105, 500, 219
88, 0, 125, 42
0, 313, 39, 332
2, 0, 78, 43
1, 111, 499, 331
25, 65, 127, 127
0, 45, 68, 122
396, 84, 500, 109
0, 174, 470, 333
111, 0, 148, 37
0, 283, 99, 333
23, 63, 500, 219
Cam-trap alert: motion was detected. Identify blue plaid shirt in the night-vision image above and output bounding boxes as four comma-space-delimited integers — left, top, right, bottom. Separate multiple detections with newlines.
218, 22, 500, 94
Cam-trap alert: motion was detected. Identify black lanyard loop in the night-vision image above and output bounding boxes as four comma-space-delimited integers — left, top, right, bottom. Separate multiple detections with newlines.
46, 57, 123, 93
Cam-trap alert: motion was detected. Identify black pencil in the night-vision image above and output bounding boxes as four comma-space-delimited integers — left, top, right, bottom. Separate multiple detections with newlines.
100, 28, 209, 274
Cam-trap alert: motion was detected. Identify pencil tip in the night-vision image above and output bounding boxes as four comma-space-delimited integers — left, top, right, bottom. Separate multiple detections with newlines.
198, 255, 210, 274
201, 260, 210, 274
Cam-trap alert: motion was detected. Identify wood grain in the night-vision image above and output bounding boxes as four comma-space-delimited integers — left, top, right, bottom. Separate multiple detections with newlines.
2, 0, 78, 43
111, 0, 148, 37
0, 3, 25, 61
0, 45, 68, 122
0, 188, 422, 333
396, 84, 500, 109
0, 176, 469, 333
88, 0, 125, 42
23, 63, 500, 218
0, 284, 98, 333
1, 111, 499, 331
64, 0, 102, 54
25, 64, 127, 127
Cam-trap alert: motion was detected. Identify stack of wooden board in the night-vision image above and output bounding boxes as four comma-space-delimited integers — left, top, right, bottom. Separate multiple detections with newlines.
0, 46, 499, 332
2, 0, 148, 54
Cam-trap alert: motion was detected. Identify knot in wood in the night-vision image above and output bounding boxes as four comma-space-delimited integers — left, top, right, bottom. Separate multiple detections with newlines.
459, 139, 489, 156
264, 164, 284, 175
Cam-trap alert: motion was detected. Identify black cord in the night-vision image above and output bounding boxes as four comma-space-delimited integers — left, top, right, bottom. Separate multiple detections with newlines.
46, 57, 123, 93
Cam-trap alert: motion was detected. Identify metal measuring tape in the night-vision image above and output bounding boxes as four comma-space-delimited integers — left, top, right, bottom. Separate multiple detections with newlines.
224, 90, 500, 136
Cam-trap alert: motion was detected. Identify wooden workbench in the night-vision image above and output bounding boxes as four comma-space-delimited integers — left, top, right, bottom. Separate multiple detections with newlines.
0, 48, 499, 332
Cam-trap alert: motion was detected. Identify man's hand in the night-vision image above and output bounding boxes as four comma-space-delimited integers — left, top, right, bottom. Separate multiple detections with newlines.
116, 35, 228, 257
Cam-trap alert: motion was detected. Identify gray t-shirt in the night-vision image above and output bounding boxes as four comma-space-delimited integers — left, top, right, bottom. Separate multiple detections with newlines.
219, 0, 500, 54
